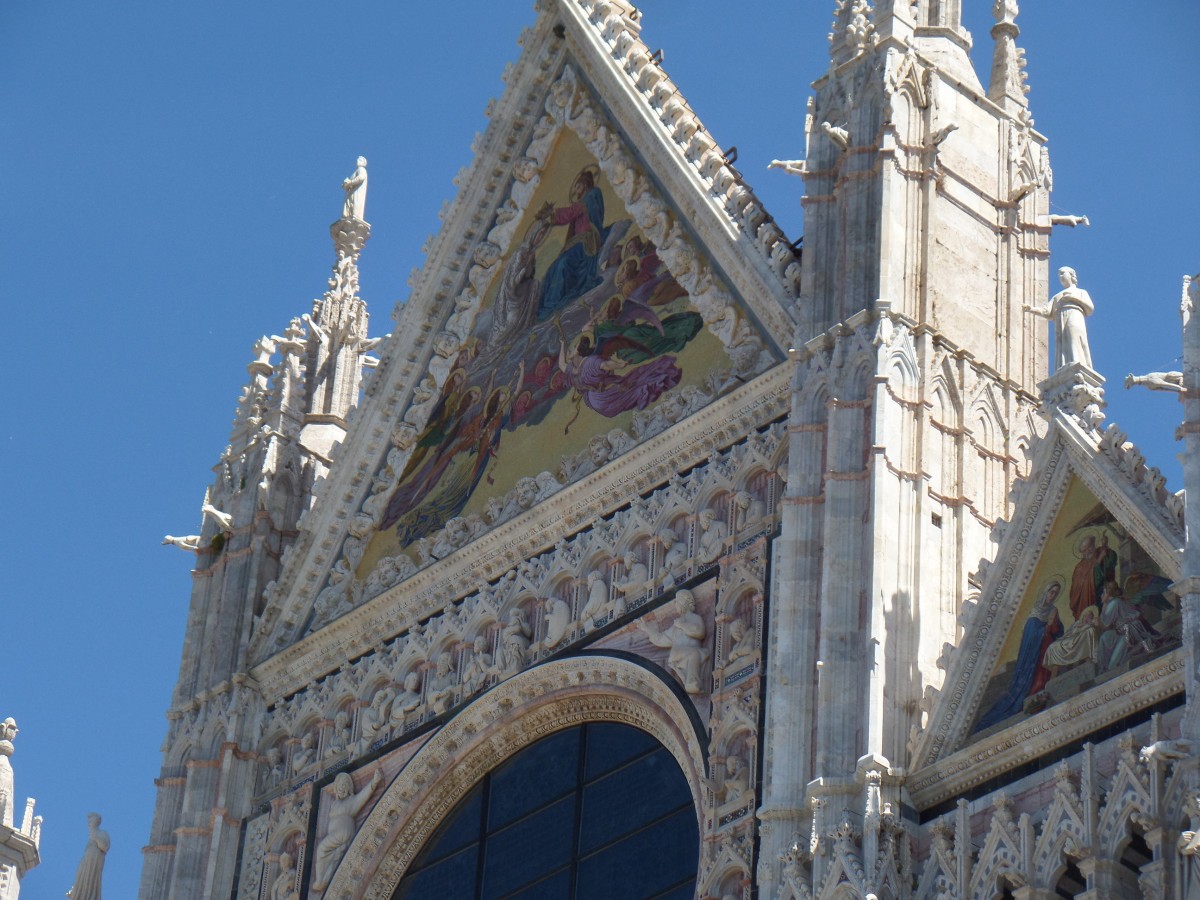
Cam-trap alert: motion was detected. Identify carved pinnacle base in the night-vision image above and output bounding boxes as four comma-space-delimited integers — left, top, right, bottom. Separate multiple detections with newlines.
1039, 362, 1106, 430
331, 216, 371, 260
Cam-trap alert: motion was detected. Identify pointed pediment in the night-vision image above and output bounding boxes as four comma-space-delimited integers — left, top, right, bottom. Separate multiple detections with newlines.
910, 410, 1185, 804
247, 1, 799, 668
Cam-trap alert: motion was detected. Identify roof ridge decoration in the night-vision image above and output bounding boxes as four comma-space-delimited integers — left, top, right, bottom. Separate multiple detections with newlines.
908, 407, 1186, 806
563, 0, 803, 305
249, 7, 799, 663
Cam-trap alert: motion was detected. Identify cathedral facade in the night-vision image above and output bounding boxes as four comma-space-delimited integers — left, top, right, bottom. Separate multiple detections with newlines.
140, 2, 1200, 898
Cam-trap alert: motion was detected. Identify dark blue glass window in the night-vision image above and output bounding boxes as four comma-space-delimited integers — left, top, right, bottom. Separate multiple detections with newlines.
393, 722, 697, 900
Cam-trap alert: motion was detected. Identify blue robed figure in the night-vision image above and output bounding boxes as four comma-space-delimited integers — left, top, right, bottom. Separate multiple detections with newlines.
975, 579, 1064, 732
536, 166, 609, 319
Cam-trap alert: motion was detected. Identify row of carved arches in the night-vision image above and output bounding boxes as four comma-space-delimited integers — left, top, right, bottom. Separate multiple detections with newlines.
915, 731, 1194, 899
247, 424, 785, 797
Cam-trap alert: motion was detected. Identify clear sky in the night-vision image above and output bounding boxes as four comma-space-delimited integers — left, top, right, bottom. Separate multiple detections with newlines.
0, 2, 1195, 896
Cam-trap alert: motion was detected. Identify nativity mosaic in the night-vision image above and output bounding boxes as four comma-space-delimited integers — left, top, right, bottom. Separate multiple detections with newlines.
360, 127, 758, 574
971, 476, 1177, 736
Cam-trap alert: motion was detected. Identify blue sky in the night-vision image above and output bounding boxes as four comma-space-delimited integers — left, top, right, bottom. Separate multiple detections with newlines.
0, 2, 1195, 896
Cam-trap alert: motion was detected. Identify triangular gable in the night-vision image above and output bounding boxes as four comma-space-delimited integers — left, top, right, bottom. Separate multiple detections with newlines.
247, 1, 799, 670
910, 409, 1185, 802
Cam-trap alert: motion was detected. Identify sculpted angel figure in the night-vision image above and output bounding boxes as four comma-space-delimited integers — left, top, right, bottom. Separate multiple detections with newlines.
639, 589, 709, 694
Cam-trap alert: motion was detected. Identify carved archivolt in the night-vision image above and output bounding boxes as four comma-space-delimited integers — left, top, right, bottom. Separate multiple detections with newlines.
324, 654, 707, 900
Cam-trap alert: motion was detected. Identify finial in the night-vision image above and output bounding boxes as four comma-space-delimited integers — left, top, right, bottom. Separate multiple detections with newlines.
988, 0, 1028, 108
341, 156, 368, 222
0, 717, 16, 752
993, 0, 1018, 28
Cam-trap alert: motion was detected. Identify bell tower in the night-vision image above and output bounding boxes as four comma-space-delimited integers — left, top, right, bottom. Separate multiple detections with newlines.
759, 1, 1063, 892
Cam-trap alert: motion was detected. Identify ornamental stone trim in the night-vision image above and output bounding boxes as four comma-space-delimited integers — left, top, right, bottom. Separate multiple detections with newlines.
323, 654, 706, 900
909, 649, 1184, 808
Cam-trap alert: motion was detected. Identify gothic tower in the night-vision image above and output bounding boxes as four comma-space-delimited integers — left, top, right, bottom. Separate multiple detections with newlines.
758, 0, 1056, 889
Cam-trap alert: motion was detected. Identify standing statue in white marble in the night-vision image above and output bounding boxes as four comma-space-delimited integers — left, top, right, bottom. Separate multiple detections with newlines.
734, 490, 765, 532
540, 595, 572, 651
1024, 266, 1094, 370
341, 157, 368, 220
325, 711, 351, 758
658, 527, 690, 584
265, 747, 284, 786
721, 754, 751, 806
66, 812, 109, 900
615, 553, 649, 606
311, 769, 384, 891
639, 589, 709, 694
291, 732, 316, 774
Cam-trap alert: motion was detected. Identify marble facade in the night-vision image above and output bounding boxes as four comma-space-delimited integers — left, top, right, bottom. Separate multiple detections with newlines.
141, 2, 1198, 898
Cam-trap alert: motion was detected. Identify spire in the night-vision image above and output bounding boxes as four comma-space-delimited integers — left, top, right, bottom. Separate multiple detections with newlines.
0, 717, 41, 897
298, 157, 378, 460
988, 0, 1029, 112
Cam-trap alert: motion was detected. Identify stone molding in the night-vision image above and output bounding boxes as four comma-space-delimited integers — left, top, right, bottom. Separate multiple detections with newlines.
909, 649, 1183, 808
251, 366, 788, 702
324, 654, 707, 900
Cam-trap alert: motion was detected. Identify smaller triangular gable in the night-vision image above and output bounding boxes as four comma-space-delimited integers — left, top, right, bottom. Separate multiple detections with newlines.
913, 411, 1184, 785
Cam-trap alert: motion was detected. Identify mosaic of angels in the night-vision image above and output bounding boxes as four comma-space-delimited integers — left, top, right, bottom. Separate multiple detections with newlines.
362, 130, 746, 570
971, 476, 1177, 736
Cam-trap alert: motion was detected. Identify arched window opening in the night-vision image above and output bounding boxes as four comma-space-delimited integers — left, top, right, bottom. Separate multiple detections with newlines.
1054, 860, 1086, 898
1120, 827, 1153, 884
393, 722, 697, 899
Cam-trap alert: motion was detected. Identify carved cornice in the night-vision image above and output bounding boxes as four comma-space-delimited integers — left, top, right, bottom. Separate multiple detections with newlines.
251, 367, 788, 702
909, 649, 1184, 809
561, 0, 802, 315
